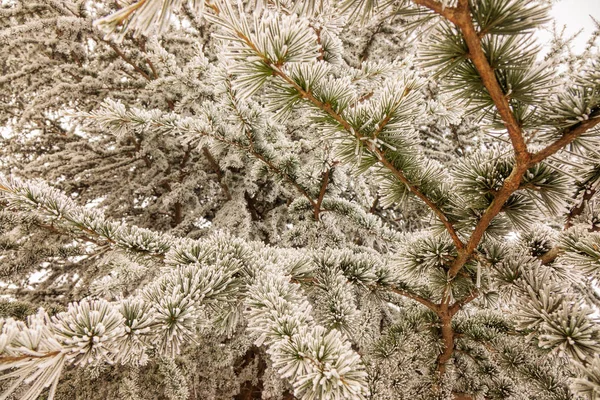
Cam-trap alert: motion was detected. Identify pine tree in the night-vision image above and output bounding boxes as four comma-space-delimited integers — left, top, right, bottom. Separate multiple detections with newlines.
1, 0, 600, 399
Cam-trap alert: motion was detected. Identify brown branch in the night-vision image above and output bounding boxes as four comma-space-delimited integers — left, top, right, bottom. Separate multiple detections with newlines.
453, 393, 475, 400
406, 0, 532, 376
386, 286, 440, 312
247, 142, 317, 210
36, 222, 109, 248
410, 0, 533, 278
410, 0, 599, 279
359, 22, 384, 63
539, 246, 561, 265
101, 39, 152, 81
312, 26, 325, 62
458, 19, 530, 163
565, 186, 597, 230
146, 58, 159, 79
411, 0, 463, 22
0, 351, 62, 364
414, 0, 530, 164
530, 117, 600, 164
448, 148, 529, 278
173, 202, 183, 226
369, 195, 379, 214
0, 183, 166, 259
408, 0, 600, 372
224, 80, 319, 211
271, 66, 464, 247
202, 147, 232, 201
446, 120, 598, 275
180, 146, 192, 172
450, 289, 479, 316
293, 275, 439, 313
230, 29, 462, 246
376, 154, 464, 249
314, 163, 337, 220
436, 312, 454, 375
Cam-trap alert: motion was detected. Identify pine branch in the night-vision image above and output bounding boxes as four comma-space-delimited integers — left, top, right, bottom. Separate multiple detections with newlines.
223, 84, 322, 213
448, 161, 528, 277
6, 1, 600, 396
449, 119, 599, 275
272, 65, 464, 248
0, 178, 172, 257
539, 167, 599, 264
0, 351, 61, 364
450, 289, 479, 316
405, 1, 599, 376
252, 148, 319, 211
565, 186, 598, 231
85, 101, 321, 215
387, 285, 440, 312
210, 13, 464, 248
411, 0, 461, 22
412, 0, 530, 164
376, 154, 464, 249
539, 246, 561, 265
358, 21, 385, 63
202, 147, 232, 201
314, 163, 337, 220
411, 0, 600, 280
101, 39, 153, 81
530, 115, 600, 164
294, 277, 439, 313
436, 313, 454, 375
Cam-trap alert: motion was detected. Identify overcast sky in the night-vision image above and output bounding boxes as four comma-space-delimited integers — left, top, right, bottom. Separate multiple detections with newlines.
539, 0, 600, 53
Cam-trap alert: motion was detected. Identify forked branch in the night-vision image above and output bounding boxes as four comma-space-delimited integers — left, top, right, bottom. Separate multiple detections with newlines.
411, 0, 599, 278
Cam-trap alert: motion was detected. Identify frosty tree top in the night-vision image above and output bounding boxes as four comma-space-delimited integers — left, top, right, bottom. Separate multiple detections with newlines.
0, 0, 599, 399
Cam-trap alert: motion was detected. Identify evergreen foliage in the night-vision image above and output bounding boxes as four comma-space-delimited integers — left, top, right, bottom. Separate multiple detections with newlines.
1, 0, 600, 399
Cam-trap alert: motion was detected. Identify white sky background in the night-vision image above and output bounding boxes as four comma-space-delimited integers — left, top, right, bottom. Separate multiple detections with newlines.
538, 0, 600, 53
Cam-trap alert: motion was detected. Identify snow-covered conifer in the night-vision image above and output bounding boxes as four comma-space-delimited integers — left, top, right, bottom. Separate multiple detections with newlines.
1, 0, 600, 399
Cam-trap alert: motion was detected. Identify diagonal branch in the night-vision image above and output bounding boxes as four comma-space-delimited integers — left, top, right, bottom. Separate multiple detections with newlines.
530, 116, 600, 164
202, 147, 232, 201
539, 246, 561, 265
450, 289, 479, 316
412, 0, 530, 164
101, 39, 152, 81
376, 154, 464, 249
448, 163, 527, 277
386, 285, 440, 312
314, 162, 338, 220
227, 29, 463, 248
271, 65, 464, 248
0, 351, 62, 364
291, 276, 439, 312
